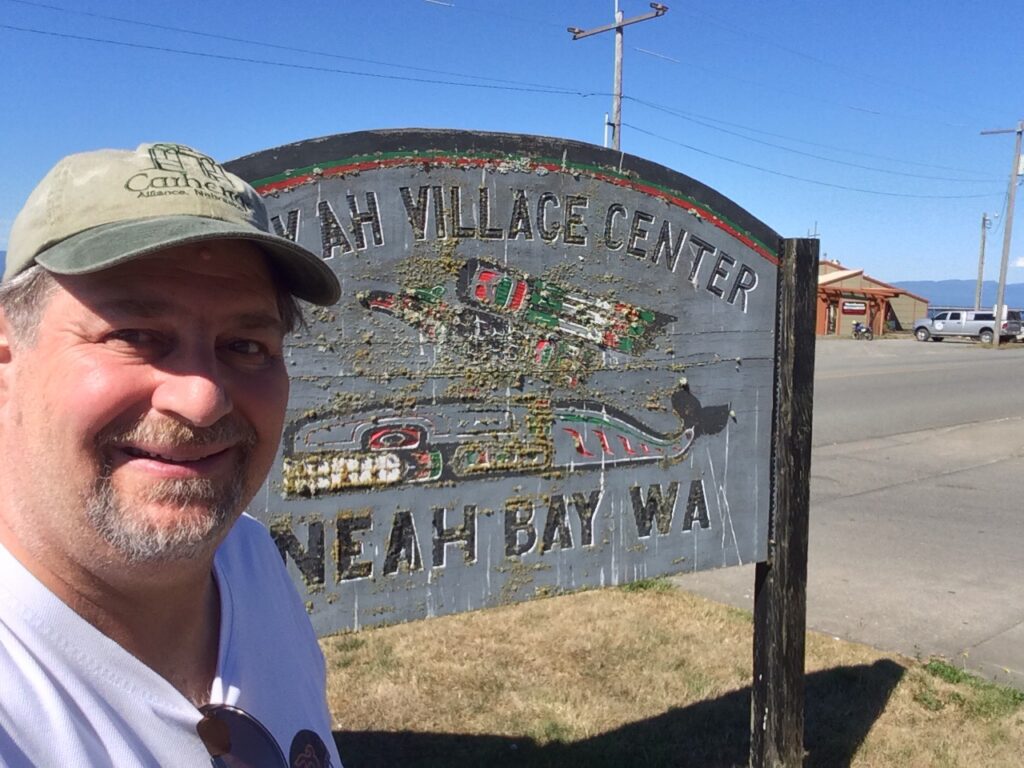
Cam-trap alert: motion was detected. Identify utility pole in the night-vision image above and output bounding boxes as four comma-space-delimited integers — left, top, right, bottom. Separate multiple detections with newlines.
568, 2, 669, 151
975, 212, 994, 310
981, 121, 1023, 346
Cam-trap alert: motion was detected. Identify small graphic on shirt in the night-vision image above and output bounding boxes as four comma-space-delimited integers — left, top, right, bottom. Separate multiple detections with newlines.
290, 729, 332, 768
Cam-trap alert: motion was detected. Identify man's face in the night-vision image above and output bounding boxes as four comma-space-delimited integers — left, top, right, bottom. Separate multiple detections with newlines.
0, 241, 290, 565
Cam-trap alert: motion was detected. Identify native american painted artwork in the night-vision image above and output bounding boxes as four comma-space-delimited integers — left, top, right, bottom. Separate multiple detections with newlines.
281, 383, 730, 497
227, 130, 782, 635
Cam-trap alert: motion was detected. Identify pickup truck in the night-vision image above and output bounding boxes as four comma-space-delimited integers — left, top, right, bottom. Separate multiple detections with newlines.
913, 309, 1022, 344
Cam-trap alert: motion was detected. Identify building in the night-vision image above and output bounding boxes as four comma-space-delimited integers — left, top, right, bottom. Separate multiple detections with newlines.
817, 260, 928, 337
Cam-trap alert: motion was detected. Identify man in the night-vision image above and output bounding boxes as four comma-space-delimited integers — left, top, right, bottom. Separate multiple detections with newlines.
0, 143, 343, 767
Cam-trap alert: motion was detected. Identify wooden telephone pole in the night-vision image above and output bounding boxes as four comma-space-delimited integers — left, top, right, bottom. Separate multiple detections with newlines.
975, 212, 994, 311
980, 121, 1023, 344
568, 2, 669, 151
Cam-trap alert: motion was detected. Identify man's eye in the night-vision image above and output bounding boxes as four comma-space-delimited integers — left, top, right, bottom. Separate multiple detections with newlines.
108, 329, 160, 345
228, 340, 269, 357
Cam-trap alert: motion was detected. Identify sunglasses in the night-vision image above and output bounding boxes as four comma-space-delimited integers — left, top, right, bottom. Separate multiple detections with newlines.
196, 703, 287, 768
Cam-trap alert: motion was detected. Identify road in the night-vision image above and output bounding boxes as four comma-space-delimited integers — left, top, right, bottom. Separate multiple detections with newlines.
674, 337, 1024, 689
812, 337, 1024, 443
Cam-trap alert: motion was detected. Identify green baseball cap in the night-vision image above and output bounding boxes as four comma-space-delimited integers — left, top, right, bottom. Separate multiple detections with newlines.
4, 142, 340, 305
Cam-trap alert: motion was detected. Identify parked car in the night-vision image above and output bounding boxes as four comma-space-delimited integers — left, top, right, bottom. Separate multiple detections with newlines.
913, 309, 1022, 344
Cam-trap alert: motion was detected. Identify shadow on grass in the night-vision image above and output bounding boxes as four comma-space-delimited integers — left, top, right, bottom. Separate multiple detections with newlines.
333, 660, 903, 768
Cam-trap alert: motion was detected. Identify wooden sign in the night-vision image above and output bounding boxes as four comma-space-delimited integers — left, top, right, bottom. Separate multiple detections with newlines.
227, 130, 783, 636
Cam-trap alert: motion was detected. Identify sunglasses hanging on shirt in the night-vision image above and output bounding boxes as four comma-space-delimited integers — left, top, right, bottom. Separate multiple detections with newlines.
196, 703, 287, 768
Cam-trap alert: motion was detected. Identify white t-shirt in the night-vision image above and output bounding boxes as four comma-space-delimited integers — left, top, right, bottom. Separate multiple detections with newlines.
0, 514, 343, 768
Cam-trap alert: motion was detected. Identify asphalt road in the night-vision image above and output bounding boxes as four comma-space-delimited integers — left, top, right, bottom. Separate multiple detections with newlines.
674, 336, 1024, 689
812, 336, 1024, 443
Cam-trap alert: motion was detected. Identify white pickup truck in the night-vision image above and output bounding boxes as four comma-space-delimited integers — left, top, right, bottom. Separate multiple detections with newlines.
913, 309, 1022, 344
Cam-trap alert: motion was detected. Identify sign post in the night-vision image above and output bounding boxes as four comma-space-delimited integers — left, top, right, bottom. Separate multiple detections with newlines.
751, 237, 818, 768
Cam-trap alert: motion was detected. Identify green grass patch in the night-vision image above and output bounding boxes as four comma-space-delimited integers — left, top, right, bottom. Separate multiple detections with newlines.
534, 718, 572, 744
329, 634, 368, 670
913, 686, 945, 712
922, 658, 1024, 720
924, 659, 970, 685
724, 605, 754, 624
619, 577, 674, 593
331, 635, 367, 653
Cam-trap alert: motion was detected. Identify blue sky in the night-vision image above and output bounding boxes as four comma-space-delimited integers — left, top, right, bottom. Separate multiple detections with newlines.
1, 0, 1022, 282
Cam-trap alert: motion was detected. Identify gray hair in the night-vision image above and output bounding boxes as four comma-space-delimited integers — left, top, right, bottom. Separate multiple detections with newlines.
0, 264, 57, 347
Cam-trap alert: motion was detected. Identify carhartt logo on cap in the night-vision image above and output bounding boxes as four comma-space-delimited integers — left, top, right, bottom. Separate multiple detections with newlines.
123, 143, 251, 213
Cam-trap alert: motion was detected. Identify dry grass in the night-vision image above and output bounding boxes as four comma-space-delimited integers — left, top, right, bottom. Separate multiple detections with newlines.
324, 583, 1024, 767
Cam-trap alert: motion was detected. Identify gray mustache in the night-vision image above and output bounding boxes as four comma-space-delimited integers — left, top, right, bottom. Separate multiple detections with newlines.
96, 416, 258, 452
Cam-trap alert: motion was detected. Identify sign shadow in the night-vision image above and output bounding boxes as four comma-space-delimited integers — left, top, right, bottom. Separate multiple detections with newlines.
332, 659, 904, 767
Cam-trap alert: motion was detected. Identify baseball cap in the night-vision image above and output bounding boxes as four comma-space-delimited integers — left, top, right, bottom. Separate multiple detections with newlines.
4, 142, 340, 305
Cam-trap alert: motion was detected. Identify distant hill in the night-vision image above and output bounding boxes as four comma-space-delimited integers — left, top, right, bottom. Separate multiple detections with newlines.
892, 279, 1024, 309
0, 249, 4, 274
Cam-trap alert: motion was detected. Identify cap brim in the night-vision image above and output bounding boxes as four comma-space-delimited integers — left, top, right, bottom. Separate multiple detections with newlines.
34, 215, 341, 306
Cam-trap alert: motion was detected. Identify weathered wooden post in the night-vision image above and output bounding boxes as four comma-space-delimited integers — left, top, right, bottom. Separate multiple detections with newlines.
751, 237, 818, 767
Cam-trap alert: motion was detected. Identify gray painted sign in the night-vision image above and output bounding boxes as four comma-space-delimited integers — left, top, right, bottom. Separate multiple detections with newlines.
227, 130, 782, 635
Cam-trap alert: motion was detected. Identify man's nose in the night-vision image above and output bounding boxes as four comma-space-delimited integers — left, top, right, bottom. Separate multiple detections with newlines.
151, 352, 233, 428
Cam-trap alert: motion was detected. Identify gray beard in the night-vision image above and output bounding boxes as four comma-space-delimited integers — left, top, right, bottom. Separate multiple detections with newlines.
84, 473, 246, 564
87, 416, 257, 564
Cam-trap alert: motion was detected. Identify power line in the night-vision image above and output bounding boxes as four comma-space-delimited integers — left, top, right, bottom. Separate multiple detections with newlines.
622, 122, 1000, 200
427, 0, 986, 128
990, 187, 1012, 238
634, 47, 679, 64
0, 0, 573, 92
631, 46, 971, 132
418, 0, 566, 31
672, 7, 1000, 121
626, 97, 998, 184
627, 96, 999, 179
0, 23, 596, 97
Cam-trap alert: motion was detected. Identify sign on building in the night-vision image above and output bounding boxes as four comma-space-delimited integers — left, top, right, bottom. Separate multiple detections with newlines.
227, 130, 783, 636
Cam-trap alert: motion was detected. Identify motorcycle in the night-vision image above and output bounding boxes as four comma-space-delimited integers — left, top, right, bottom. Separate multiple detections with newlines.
852, 321, 874, 340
